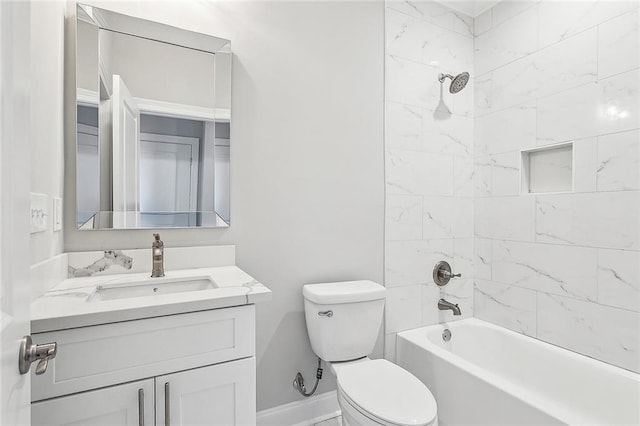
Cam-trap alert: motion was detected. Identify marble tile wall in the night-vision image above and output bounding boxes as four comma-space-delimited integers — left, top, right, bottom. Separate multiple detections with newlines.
473, 0, 640, 373
384, 0, 475, 361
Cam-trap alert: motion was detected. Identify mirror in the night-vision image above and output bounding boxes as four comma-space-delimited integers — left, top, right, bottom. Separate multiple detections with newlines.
75, 4, 231, 229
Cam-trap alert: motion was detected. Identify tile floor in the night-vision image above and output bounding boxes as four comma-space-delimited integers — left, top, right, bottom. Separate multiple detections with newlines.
313, 415, 343, 426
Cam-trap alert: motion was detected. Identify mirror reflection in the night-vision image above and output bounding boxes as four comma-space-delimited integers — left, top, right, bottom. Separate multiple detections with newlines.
75, 4, 231, 229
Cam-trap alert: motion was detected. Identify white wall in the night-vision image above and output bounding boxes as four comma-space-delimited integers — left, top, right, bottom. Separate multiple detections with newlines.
383, 0, 475, 360
473, 0, 639, 373
60, 0, 384, 410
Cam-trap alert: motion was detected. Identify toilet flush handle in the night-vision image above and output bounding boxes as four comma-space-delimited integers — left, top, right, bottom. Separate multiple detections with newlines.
318, 310, 333, 317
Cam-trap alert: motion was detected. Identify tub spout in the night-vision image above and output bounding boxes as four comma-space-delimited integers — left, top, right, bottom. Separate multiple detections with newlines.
438, 298, 461, 315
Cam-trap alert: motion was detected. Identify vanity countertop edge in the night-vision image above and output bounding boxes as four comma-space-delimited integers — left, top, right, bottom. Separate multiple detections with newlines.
31, 265, 271, 333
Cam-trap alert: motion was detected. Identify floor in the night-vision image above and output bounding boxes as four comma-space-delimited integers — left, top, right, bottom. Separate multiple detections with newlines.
313, 415, 343, 426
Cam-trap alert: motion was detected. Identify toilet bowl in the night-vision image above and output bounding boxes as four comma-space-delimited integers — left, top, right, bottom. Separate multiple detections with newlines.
302, 281, 439, 426
332, 358, 438, 426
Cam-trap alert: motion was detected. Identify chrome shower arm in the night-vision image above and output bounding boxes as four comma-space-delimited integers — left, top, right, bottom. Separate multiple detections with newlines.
438, 73, 454, 83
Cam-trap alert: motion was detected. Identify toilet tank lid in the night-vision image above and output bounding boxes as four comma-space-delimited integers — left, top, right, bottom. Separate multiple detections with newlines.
303, 280, 386, 304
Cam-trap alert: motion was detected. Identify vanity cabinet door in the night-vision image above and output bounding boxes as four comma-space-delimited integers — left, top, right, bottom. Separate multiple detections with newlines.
32, 378, 154, 426
155, 357, 255, 426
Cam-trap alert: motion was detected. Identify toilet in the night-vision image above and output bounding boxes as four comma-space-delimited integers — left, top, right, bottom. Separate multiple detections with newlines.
303, 280, 438, 426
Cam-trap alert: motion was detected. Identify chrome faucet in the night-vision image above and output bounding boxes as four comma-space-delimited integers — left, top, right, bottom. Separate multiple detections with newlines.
151, 233, 165, 277
438, 298, 461, 315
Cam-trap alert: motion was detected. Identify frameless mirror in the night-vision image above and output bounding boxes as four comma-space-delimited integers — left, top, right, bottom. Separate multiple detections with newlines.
75, 4, 231, 229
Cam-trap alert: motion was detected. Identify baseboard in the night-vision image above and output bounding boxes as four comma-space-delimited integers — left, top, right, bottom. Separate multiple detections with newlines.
257, 390, 341, 426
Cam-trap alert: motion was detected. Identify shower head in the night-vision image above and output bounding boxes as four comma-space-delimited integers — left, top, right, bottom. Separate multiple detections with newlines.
438, 72, 470, 94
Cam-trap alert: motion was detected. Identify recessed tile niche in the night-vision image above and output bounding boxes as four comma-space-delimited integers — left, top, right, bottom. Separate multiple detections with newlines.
521, 143, 573, 194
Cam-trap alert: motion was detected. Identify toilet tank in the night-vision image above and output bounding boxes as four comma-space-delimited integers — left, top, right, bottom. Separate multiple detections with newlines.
303, 280, 386, 362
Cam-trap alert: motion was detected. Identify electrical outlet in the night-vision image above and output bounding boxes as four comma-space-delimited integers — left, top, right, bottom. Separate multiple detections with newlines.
53, 197, 62, 231
30, 193, 48, 234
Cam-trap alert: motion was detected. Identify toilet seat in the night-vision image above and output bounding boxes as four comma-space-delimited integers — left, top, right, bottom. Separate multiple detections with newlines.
335, 359, 437, 426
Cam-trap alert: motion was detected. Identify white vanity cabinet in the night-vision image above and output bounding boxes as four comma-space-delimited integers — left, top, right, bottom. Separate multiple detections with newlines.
31, 305, 256, 425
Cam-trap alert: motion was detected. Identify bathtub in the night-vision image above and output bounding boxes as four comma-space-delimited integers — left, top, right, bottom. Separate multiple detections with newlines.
396, 318, 640, 426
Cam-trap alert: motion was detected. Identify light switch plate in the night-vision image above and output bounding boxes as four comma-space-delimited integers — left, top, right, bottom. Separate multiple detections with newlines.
53, 197, 62, 231
30, 193, 48, 234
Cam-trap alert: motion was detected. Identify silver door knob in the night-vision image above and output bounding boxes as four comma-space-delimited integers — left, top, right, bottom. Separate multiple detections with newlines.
19, 335, 57, 375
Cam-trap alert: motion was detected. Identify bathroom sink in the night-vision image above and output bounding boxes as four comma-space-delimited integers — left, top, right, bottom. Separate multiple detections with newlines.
88, 276, 218, 302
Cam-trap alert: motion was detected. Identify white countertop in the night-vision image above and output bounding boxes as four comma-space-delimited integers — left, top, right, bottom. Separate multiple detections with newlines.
31, 266, 271, 333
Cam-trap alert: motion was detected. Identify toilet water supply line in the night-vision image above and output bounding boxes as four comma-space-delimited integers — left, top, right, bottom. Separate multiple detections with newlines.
293, 357, 323, 397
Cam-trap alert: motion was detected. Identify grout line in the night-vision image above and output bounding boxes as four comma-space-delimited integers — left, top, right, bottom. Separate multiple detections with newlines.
533, 193, 538, 242
469, 234, 640, 252
383, 0, 388, 291
595, 21, 600, 80
420, 195, 425, 242
595, 133, 600, 191
595, 248, 600, 305
534, 289, 539, 338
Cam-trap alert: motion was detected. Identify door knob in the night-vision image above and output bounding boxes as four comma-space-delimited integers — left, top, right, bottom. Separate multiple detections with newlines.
19, 335, 57, 375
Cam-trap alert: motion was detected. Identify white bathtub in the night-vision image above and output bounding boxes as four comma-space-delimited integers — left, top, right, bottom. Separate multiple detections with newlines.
397, 318, 640, 426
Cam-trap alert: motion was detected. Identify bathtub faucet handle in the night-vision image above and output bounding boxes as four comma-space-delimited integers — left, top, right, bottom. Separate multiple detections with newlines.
433, 261, 460, 286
